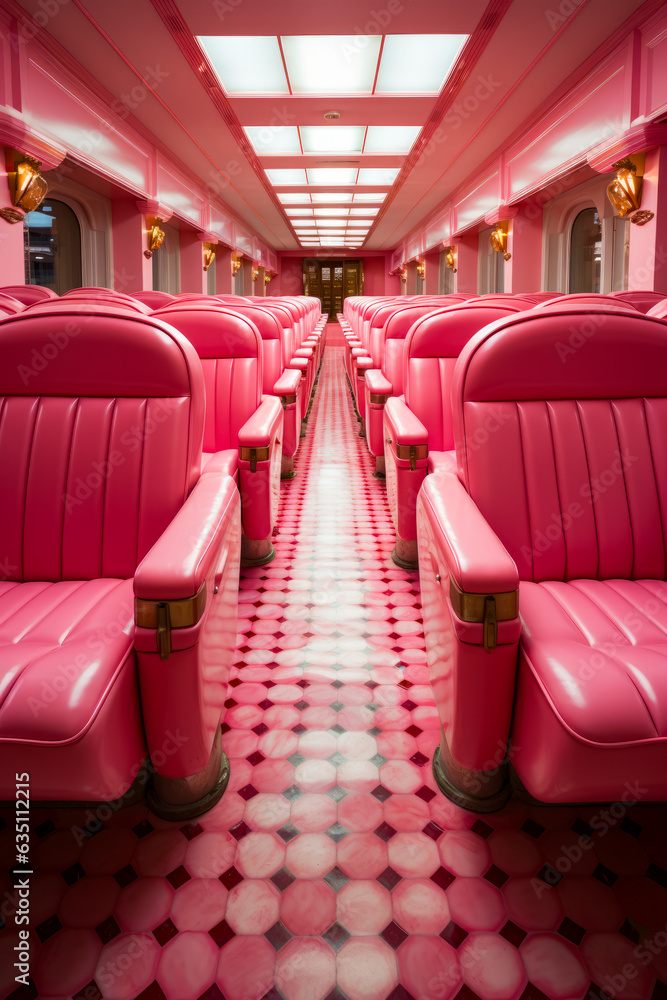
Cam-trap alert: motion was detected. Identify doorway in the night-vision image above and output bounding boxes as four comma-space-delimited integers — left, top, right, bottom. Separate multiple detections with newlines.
303, 259, 363, 315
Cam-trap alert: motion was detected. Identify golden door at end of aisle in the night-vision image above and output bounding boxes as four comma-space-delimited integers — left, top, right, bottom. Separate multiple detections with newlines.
303, 259, 363, 315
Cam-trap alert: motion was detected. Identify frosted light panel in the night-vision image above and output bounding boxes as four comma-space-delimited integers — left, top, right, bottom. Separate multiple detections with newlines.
364, 126, 421, 153
278, 193, 311, 204
314, 208, 349, 217
244, 126, 300, 155
312, 192, 353, 203
300, 126, 365, 154
357, 168, 400, 185
282, 35, 381, 94
285, 208, 314, 216
375, 35, 468, 93
198, 37, 288, 94
307, 168, 357, 185
349, 207, 379, 215
266, 169, 308, 185
353, 193, 386, 202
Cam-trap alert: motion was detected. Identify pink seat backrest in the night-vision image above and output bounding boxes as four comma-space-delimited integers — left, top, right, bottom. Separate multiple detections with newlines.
28, 296, 152, 315
0, 293, 25, 314
0, 285, 58, 304
523, 291, 564, 301
404, 304, 521, 452
647, 300, 667, 320
611, 290, 666, 313
133, 291, 177, 309
257, 303, 297, 366
380, 306, 442, 395
219, 304, 284, 392
0, 303, 204, 582
153, 303, 262, 453
535, 293, 639, 310
452, 304, 667, 584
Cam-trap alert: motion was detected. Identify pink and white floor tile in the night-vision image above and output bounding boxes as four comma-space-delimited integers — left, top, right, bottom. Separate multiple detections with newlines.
1, 334, 667, 1000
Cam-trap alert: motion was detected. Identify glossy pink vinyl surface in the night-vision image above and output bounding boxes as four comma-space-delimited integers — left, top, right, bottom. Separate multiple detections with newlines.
2, 334, 666, 1000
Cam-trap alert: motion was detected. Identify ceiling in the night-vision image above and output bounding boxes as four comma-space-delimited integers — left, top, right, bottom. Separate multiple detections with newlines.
10, 0, 649, 254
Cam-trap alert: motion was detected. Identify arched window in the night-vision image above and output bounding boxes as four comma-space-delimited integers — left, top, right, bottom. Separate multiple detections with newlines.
23, 199, 82, 293
569, 208, 601, 292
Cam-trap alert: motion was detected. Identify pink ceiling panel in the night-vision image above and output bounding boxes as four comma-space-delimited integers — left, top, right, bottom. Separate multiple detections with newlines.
157, 156, 206, 226
210, 205, 234, 246
452, 169, 500, 233
23, 56, 151, 192
424, 208, 451, 250
504, 54, 628, 202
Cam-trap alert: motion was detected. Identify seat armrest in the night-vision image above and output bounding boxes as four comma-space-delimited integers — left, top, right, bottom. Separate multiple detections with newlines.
420, 470, 519, 596
135, 473, 238, 602
385, 396, 428, 447
294, 347, 313, 359
238, 394, 283, 449
287, 358, 309, 372
356, 357, 374, 372
273, 368, 301, 398
365, 370, 392, 395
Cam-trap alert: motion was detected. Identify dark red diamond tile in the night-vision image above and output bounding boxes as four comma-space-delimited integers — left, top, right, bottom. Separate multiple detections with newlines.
406, 725, 422, 737
230, 821, 251, 842
415, 785, 436, 803
132, 820, 154, 840
381, 920, 408, 950
271, 867, 296, 892
153, 917, 179, 946
323, 921, 351, 952
292, 723, 307, 735
521, 819, 545, 839
331, 680, 344, 689
297, 679, 309, 688
371, 784, 391, 803
209, 918, 235, 947
441, 921, 469, 948
500, 921, 527, 946
571, 818, 593, 839
592, 863, 618, 887
261, 990, 285, 1000
377, 866, 402, 891
484, 864, 509, 888
166, 865, 190, 889
34, 820, 56, 839
422, 821, 444, 841
180, 823, 203, 841
410, 751, 429, 767
35, 914, 62, 942
224, 698, 237, 709
229, 678, 243, 687
277, 822, 300, 843
62, 862, 86, 885
537, 864, 562, 887
265, 920, 292, 951
364, 680, 379, 689
238, 784, 259, 801
401, 699, 417, 711
73, 983, 102, 1000
253, 723, 270, 736
324, 866, 350, 892
373, 821, 397, 842
113, 864, 138, 888
259, 699, 273, 710
324, 989, 350, 1000
137, 983, 167, 1000
471, 819, 493, 838
295, 700, 309, 710
387, 987, 416, 1000
519, 985, 551, 1000
454, 986, 483, 1000
652, 981, 667, 1000
619, 918, 641, 944
198, 986, 225, 1000
647, 863, 667, 889
431, 867, 456, 891
263, 679, 276, 689
220, 867, 244, 890
95, 916, 121, 944
247, 751, 266, 766
620, 816, 642, 838
557, 917, 585, 945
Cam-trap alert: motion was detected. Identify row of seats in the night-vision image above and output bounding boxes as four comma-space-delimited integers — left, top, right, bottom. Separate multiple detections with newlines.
338, 290, 667, 567
0, 283, 324, 820
344, 290, 667, 810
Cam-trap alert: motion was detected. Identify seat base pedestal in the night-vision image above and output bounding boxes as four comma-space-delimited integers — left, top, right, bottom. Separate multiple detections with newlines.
433, 738, 511, 814
281, 455, 297, 480
241, 536, 276, 567
148, 724, 230, 821
373, 456, 386, 479
392, 537, 418, 570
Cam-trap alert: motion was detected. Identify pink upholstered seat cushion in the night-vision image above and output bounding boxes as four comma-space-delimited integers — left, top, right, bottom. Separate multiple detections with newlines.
0, 579, 135, 743
201, 449, 238, 478
426, 451, 456, 474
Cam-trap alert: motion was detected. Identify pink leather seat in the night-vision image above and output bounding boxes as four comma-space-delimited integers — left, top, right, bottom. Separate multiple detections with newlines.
535, 293, 640, 310
611, 290, 666, 312
417, 303, 667, 810
29, 295, 153, 315
648, 300, 667, 319
0, 303, 241, 819
385, 303, 521, 567
154, 302, 283, 566
0, 284, 58, 304
0, 293, 25, 314
133, 291, 177, 309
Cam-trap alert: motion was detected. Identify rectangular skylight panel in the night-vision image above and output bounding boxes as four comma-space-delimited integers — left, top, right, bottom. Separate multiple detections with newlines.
353, 193, 386, 202
314, 208, 349, 217
349, 207, 379, 216
312, 192, 353, 203
282, 35, 381, 93
364, 125, 421, 153
316, 220, 346, 227
198, 37, 288, 94
347, 219, 373, 227
375, 35, 468, 93
266, 169, 308, 185
285, 208, 314, 216
357, 168, 400, 185
300, 126, 365, 154
244, 126, 300, 155
307, 168, 357, 185
278, 193, 311, 204
318, 229, 346, 235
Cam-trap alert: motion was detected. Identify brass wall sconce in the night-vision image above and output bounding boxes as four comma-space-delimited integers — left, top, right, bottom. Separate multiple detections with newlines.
444, 246, 457, 273
264, 273, 271, 286
416, 259, 425, 279
399, 267, 407, 283
232, 255, 242, 276
252, 268, 259, 282
203, 242, 216, 271
490, 224, 511, 261
144, 217, 165, 259
1, 153, 48, 223
607, 156, 654, 225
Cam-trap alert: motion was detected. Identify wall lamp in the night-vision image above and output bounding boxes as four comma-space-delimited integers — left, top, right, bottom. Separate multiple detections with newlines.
252, 268, 259, 282
232, 254, 242, 276
399, 267, 407, 283
444, 246, 457, 273
264, 273, 271, 286
490, 223, 511, 261
203, 242, 216, 271
1, 153, 48, 223
607, 156, 654, 226
416, 259, 425, 279
144, 217, 165, 259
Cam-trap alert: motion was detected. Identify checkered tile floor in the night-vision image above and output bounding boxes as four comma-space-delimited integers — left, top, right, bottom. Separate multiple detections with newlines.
1, 335, 667, 1000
